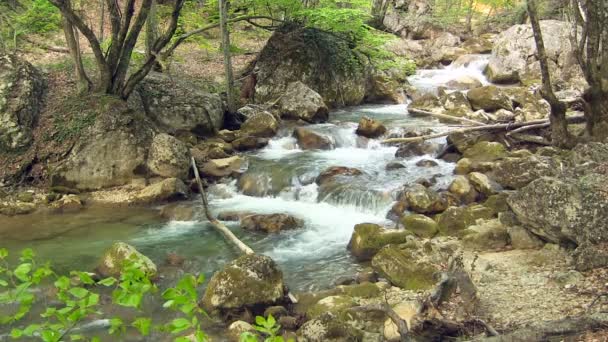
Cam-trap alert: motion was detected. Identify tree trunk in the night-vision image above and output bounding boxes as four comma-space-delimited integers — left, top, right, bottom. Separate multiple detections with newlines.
62, 0, 91, 93
527, 0, 571, 147
145, 0, 162, 72
220, 0, 237, 114
465, 0, 474, 33
98, 0, 104, 42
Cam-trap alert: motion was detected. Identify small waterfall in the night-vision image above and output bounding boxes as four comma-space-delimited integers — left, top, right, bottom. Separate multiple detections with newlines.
408, 54, 491, 95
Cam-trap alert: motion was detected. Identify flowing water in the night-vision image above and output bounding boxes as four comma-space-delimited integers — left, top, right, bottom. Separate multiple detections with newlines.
0, 54, 490, 337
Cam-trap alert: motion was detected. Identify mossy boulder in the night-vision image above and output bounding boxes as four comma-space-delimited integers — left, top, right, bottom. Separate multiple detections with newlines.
462, 219, 510, 251
492, 155, 560, 189
339, 282, 381, 299
463, 141, 507, 164
401, 184, 448, 214
297, 313, 364, 341
241, 214, 305, 233
356, 116, 387, 138
371, 244, 438, 290
448, 176, 478, 204
468, 172, 501, 196
96, 242, 157, 278
240, 111, 279, 138
466, 85, 513, 112
306, 295, 356, 320
347, 223, 411, 261
436, 204, 495, 235
202, 254, 284, 311
439, 91, 474, 118
400, 214, 438, 238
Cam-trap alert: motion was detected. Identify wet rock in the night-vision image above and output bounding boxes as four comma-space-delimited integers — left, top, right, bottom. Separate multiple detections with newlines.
294, 127, 333, 150
165, 252, 185, 267
400, 214, 438, 238
240, 111, 279, 138
436, 204, 495, 235
371, 244, 439, 290
0, 202, 36, 216
463, 141, 507, 164
200, 156, 245, 178
401, 184, 448, 214
415, 159, 438, 168
409, 93, 442, 113
387, 201, 408, 221
241, 214, 304, 233
50, 194, 83, 213
228, 321, 255, 341
415, 175, 439, 187
135, 178, 188, 204
454, 158, 472, 175
347, 223, 411, 261
356, 116, 387, 138
217, 211, 254, 221
278, 81, 329, 123
147, 133, 191, 180
462, 219, 510, 251
356, 268, 378, 284
0, 54, 45, 151
237, 170, 288, 197
97, 242, 157, 277
395, 141, 440, 158
468, 172, 501, 196
439, 91, 474, 118
446, 76, 482, 91
385, 161, 406, 171
448, 176, 478, 204
315, 166, 363, 186
507, 225, 544, 249
202, 254, 284, 311
467, 86, 513, 112
160, 203, 195, 221
365, 70, 406, 104
296, 312, 363, 341
307, 295, 356, 320
492, 155, 560, 189
231, 135, 269, 151
384, 301, 420, 342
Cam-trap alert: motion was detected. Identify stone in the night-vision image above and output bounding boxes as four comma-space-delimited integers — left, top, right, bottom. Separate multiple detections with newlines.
347, 223, 411, 261
365, 70, 406, 104
415, 159, 438, 167
371, 244, 439, 290
315, 166, 363, 186
279, 316, 299, 331
401, 184, 448, 214
383, 301, 420, 342
400, 214, 438, 238
294, 127, 333, 150
0, 202, 36, 216
147, 133, 190, 180
493, 155, 560, 189
264, 306, 289, 319
217, 129, 239, 142
240, 214, 304, 233
409, 93, 442, 113
467, 86, 513, 112
468, 172, 501, 196
483, 193, 510, 214
395, 141, 440, 158
217, 210, 254, 221
448, 129, 500, 153
462, 219, 510, 251
448, 176, 478, 204
16, 191, 34, 203
160, 203, 195, 221
436, 204, 495, 235
232, 135, 269, 151
296, 313, 363, 341
463, 141, 507, 163
97, 242, 157, 277
278, 81, 329, 123
134, 72, 223, 135
200, 156, 245, 178
306, 295, 356, 320
240, 111, 279, 138
356, 116, 387, 138
50, 194, 83, 213
135, 178, 188, 204
507, 225, 544, 249
455, 158, 472, 175
386, 161, 406, 171
202, 254, 284, 310
227, 321, 255, 341
439, 91, 474, 118
445, 76, 482, 90
0, 54, 45, 151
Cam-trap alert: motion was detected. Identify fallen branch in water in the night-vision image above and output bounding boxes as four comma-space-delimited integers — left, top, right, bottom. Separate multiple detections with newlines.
382, 115, 586, 144
409, 108, 487, 126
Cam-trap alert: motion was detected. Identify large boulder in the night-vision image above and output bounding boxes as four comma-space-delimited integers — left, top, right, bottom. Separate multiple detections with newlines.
485, 20, 586, 90
278, 81, 329, 123
240, 111, 279, 138
400, 214, 438, 238
147, 133, 191, 180
347, 223, 411, 261
294, 127, 333, 150
355, 116, 387, 138
50, 98, 154, 191
439, 91, 474, 118
97, 242, 157, 277
241, 214, 304, 233
0, 54, 45, 151
134, 178, 188, 204
365, 69, 406, 104
252, 26, 367, 107
202, 254, 285, 311
200, 156, 245, 178
135, 72, 223, 135
466, 86, 513, 112
462, 219, 509, 251
492, 154, 561, 189
436, 204, 495, 235
400, 184, 448, 214
371, 244, 439, 290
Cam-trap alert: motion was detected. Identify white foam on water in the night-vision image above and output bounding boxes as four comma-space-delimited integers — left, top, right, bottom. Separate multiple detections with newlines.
257, 136, 301, 159
408, 54, 491, 94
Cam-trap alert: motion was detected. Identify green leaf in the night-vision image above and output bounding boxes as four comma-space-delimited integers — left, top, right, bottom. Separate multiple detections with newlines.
132, 317, 152, 336
20, 248, 35, 261
70, 334, 85, 340
10, 329, 23, 338
0, 248, 8, 259
54, 276, 70, 290
72, 272, 95, 285
170, 317, 191, 334
68, 287, 89, 299
255, 316, 265, 326
13, 263, 32, 282
266, 314, 276, 329
87, 293, 100, 307
0, 279, 7, 287
109, 317, 124, 335
97, 277, 116, 286
174, 337, 191, 342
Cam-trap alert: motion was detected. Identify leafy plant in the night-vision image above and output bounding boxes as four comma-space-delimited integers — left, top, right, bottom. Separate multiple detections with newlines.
240, 314, 294, 342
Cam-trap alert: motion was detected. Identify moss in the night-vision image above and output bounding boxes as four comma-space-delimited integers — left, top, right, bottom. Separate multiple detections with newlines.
347, 223, 411, 261
463, 141, 507, 162
306, 295, 356, 320
437, 205, 495, 235
401, 214, 438, 238
371, 245, 437, 290
339, 282, 381, 299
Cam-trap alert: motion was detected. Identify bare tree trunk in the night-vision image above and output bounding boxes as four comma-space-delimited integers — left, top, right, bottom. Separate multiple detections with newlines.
62, 0, 91, 93
527, 0, 572, 147
98, 0, 105, 42
220, 0, 237, 114
145, 0, 162, 71
465, 0, 474, 33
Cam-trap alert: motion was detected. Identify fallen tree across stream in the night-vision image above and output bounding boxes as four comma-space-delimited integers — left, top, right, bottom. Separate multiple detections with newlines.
382, 114, 586, 145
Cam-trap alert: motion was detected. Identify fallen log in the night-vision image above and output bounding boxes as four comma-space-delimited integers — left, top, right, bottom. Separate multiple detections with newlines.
352, 303, 411, 342
382, 115, 586, 145
408, 108, 487, 126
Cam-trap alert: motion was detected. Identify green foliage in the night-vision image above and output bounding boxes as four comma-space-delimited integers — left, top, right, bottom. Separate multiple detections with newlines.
239, 314, 294, 342
0, 0, 61, 52
0, 248, 210, 342
51, 111, 97, 143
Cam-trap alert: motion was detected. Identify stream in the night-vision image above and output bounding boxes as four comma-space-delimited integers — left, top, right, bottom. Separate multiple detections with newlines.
0, 54, 490, 336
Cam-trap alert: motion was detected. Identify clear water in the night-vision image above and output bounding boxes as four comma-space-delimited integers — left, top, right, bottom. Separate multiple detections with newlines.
408, 54, 490, 94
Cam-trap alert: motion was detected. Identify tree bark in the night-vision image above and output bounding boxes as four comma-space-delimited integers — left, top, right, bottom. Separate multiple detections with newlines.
527, 0, 572, 147
98, 0, 104, 42
465, 0, 474, 33
61, 0, 91, 93
220, 0, 237, 113
145, 0, 162, 72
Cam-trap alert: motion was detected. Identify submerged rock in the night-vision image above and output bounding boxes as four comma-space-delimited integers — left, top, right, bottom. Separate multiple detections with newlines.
315, 166, 363, 186
97, 242, 157, 277
202, 254, 284, 311
278, 81, 329, 123
356, 116, 387, 138
294, 127, 333, 150
241, 214, 304, 233
395, 141, 440, 158
347, 223, 411, 261
371, 244, 438, 290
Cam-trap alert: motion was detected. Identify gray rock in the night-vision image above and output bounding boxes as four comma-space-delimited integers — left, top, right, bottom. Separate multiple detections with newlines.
278, 81, 329, 123
147, 133, 190, 180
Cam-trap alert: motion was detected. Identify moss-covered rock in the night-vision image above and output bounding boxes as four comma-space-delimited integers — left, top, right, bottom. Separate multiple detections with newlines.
339, 282, 381, 299
466, 85, 514, 112
492, 155, 560, 189
468, 172, 501, 196
436, 204, 495, 235
241, 214, 304, 233
306, 295, 356, 320
401, 184, 448, 214
356, 116, 387, 138
400, 214, 438, 238
96, 242, 157, 278
483, 193, 510, 214
240, 111, 279, 138
202, 254, 284, 311
371, 244, 438, 290
297, 312, 364, 341
462, 219, 509, 250
463, 141, 507, 163
347, 223, 411, 261
448, 176, 478, 204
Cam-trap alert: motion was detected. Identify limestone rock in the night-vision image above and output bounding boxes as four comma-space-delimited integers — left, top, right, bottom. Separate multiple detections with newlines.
371, 244, 438, 290
400, 214, 438, 238
135, 178, 188, 204
97, 242, 157, 277
241, 214, 304, 233
147, 133, 190, 180
347, 223, 411, 261
356, 116, 387, 138
160, 203, 195, 221
200, 156, 245, 178
296, 313, 363, 342
240, 111, 279, 138
436, 204, 495, 235
202, 254, 284, 310
315, 166, 363, 186
401, 184, 448, 214
231, 135, 269, 151
445, 76, 482, 90
278, 81, 329, 123
462, 219, 510, 251
294, 127, 333, 150
463, 141, 507, 164
468, 172, 501, 196
467, 86, 513, 112
50, 194, 83, 213
448, 176, 478, 204
507, 225, 544, 249
384, 301, 420, 341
